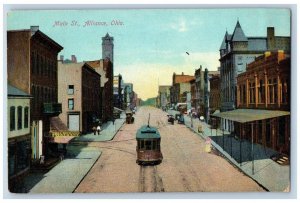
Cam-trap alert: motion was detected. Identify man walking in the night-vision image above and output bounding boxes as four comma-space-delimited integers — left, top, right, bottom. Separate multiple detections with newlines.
97, 125, 101, 135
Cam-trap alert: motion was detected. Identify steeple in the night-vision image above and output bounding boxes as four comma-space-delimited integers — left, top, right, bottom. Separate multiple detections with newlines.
231, 21, 248, 42
219, 31, 228, 50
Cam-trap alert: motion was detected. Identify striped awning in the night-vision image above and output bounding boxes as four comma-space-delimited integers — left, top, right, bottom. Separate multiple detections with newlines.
212, 109, 290, 123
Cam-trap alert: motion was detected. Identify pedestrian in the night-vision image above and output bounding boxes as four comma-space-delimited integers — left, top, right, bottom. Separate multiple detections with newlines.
92, 126, 96, 135
97, 125, 101, 135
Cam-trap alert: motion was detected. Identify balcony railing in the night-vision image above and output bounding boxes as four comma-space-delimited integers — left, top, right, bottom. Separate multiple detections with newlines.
43, 103, 62, 115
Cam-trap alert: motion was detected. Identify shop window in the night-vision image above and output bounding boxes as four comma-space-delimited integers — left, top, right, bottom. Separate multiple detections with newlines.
16, 139, 30, 173
8, 142, 15, 176
10, 106, 16, 131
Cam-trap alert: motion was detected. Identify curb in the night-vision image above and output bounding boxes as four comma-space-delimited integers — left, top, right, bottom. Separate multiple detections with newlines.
185, 123, 269, 191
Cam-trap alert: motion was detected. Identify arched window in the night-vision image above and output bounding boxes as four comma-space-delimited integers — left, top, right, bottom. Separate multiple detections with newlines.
10, 106, 15, 131
17, 106, 22, 130
24, 107, 29, 128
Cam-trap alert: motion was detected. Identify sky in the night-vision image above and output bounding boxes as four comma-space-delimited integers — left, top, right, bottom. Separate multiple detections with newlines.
6, 8, 291, 100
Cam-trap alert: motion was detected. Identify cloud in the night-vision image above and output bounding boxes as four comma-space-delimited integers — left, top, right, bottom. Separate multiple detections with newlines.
169, 18, 203, 33
170, 18, 188, 32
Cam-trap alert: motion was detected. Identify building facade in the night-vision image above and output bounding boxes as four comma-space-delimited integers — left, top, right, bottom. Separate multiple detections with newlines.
204, 69, 220, 122
86, 59, 114, 122
7, 26, 63, 163
113, 74, 124, 109
219, 21, 290, 132
236, 51, 290, 154
209, 75, 221, 115
170, 72, 194, 107
58, 61, 101, 133
158, 85, 171, 109
8, 85, 32, 192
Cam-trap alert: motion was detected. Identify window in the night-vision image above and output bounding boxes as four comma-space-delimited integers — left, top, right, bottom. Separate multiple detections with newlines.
268, 79, 275, 104
68, 99, 74, 110
249, 82, 255, 104
10, 106, 15, 131
273, 78, 278, 104
140, 140, 144, 149
258, 79, 265, 103
281, 78, 288, 104
17, 106, 22, 130
68, 85, 74, 95
24, 107, 29, 128
145, 140, 152, 150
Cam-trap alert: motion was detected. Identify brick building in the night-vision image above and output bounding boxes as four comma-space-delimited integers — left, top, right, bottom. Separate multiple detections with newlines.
219, 21, 290, 132
58, 61, 101, 133
170, 72, 194, 107
7, 26, 63, 163
86, 59, 113, 122
209, 75, 221, 115
235, 51, 290, 154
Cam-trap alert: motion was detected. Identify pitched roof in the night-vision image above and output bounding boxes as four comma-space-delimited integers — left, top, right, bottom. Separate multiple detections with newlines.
174, 75, 195, 84
219, 34, 227, 50
231, 21, 248, 42
8, 84, 32, 97
85, 60, 101, 68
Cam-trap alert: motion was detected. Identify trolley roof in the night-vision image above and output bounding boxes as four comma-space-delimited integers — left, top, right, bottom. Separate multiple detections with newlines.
136, 125, 160, 139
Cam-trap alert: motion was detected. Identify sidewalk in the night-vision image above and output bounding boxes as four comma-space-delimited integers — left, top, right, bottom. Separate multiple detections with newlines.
167, 110, 290, 192
28, 146, 101, 193
22, 114, 126, 193
72, 114, 126, 142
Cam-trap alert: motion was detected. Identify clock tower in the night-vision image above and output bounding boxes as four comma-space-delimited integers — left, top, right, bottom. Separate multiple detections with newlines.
102, 33, 114, 63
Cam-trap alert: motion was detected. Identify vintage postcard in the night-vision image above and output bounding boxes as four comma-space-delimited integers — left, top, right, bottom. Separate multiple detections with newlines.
4, 6, 293, 197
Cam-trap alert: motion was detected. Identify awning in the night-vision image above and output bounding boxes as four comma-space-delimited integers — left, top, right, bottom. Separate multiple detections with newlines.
114, 107, 124, 112
50, 116, 68, 131
48, 136, 76, 144
212, 109, 290, 123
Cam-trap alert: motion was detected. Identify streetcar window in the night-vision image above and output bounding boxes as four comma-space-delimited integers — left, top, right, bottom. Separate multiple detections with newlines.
157, 141, 160, 149
152, 140, 156, 150
145, 140, 151, 150
140, 140, 144, 149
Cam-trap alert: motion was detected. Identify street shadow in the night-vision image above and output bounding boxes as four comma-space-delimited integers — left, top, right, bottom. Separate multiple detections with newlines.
209, 135, 278, 164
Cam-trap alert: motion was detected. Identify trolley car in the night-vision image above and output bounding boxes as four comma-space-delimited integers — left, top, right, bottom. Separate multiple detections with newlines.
136, 124, 163, 165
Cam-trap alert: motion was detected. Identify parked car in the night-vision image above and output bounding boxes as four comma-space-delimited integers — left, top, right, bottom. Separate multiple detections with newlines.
167, 115, 175, 125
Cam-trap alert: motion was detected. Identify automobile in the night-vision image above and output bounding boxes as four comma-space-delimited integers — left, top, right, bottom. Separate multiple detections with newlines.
178, 114, 185, 124
167, 115, 175, 125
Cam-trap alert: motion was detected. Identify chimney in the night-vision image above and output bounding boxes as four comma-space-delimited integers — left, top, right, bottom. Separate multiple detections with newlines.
30, 26, 39, 35
71, 55, 77, 63
277, 50, 285, 62
264, 51, 271, 58
267, 27, 275, 50
60, 55, 64, 61
30, 26, 39, 32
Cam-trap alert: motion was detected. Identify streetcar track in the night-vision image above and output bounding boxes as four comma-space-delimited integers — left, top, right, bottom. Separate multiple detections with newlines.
139, 166, 145, 192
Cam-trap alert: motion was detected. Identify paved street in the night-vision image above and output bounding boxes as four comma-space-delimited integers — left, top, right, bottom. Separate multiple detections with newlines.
74, 106, 264, 193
